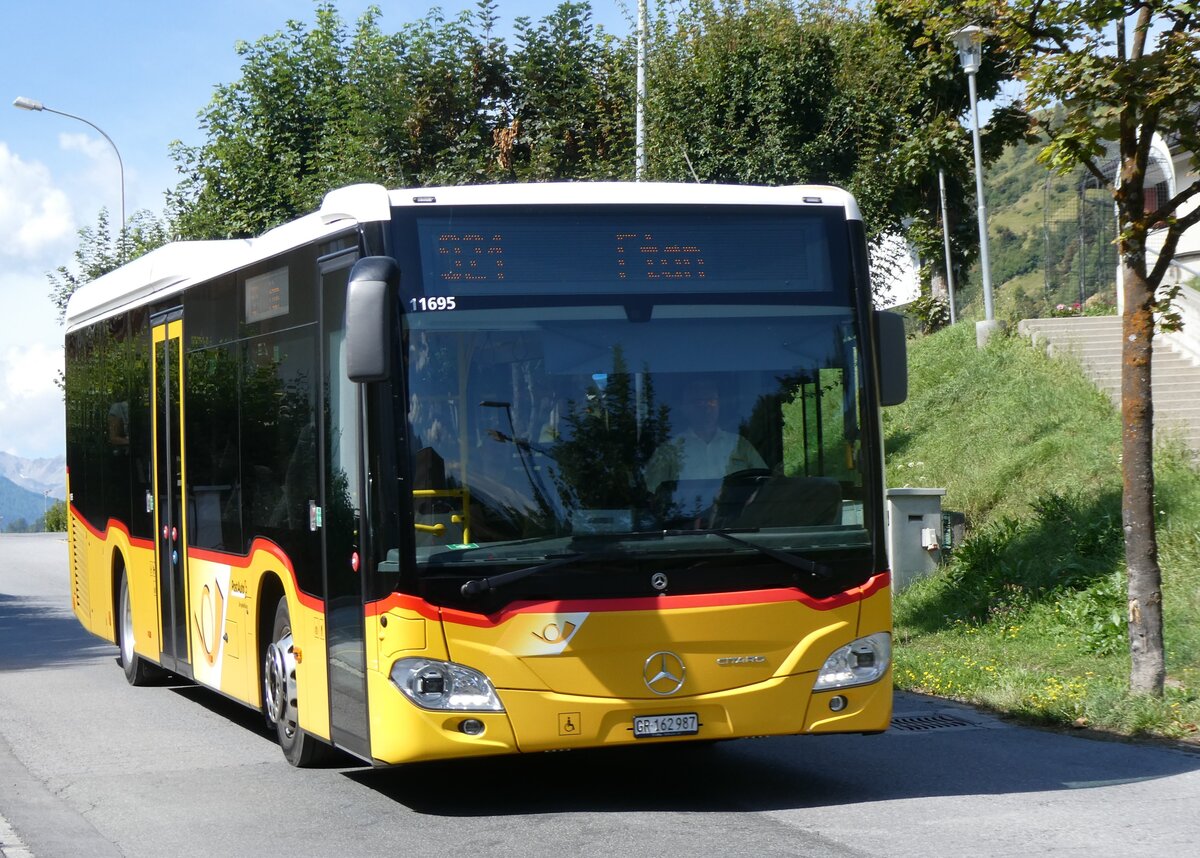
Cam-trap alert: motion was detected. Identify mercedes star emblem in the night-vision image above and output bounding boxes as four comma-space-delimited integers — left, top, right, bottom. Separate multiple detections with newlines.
650, 572, 669, 591
643, 651, 686, 695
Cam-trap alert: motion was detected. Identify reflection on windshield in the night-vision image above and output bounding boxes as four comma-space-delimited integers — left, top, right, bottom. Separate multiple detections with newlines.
404, 305, 867, 563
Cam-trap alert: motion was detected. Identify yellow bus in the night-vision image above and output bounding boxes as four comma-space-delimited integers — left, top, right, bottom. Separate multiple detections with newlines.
64, 182, 907, 766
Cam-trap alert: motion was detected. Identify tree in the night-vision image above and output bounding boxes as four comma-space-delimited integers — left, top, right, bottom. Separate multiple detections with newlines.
43, 500, 68, 532
643, 0, 853, 186
642, 0, 1022, 310
891, 0, 1200, 696
550, 349, 671, 511
169, 3, 376, 239
509, 1, 633, 180
47, 208, 169, 321
163, 1, 972, 254
875, 0, 1031, 317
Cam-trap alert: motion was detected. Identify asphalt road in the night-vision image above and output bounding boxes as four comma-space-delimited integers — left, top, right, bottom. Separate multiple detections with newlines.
3, 532, 1200, 857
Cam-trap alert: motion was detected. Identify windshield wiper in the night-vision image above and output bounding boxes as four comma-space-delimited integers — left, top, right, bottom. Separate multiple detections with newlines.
460, 553, 585, 599
458, 529, 835, 598
697, 529, 834, 581
571, 527, 835, 581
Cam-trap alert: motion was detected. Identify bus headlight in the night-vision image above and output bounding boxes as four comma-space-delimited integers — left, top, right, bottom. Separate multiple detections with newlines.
812, 633, 891, 691
390, 658, 504, 712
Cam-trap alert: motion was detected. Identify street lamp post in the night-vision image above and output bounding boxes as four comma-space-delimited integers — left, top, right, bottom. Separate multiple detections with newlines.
938, 169, 958, 325
635, 0, 648, 180
950, 26, 1003, 347
12, 96, 126, 254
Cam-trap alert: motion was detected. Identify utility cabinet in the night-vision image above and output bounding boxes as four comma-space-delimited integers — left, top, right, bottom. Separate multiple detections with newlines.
886, 487, 946, 591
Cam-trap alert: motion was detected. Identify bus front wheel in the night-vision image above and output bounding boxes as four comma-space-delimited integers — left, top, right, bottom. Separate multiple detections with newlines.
118, 571, 158, 686
264, 596, 329, 767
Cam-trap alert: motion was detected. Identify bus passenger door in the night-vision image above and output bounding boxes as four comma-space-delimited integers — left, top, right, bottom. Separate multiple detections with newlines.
151, 311, 191, 677
320, 253, 370, 756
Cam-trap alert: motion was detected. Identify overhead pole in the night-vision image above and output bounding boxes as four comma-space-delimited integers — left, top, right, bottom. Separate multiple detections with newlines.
636, 0, 648, 180
938, 169, 958, 325
13, 96, 126, 258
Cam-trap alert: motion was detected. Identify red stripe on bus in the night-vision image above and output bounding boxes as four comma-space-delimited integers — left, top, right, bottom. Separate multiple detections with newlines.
70, 509, 323, 613
367, 571, 891, 627
365, 592, 440, 620
189, 540, 323, 611
69, 507, 155, 550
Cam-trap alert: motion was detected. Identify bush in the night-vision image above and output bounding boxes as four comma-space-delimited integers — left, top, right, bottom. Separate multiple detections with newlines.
1052, 572, 1127, 656
43, 500, 68, 532
908, 293, 951, 335
928, 490, 1123, 626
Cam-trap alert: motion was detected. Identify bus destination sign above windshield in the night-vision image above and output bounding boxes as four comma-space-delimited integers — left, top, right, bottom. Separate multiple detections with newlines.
415, 211, 837, 297
432, 230, 708, 285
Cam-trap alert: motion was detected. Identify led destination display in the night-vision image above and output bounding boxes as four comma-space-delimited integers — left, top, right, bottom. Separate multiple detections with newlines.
414, 209, 843, 297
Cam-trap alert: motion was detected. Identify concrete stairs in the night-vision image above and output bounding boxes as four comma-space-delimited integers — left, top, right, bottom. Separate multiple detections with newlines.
1017, 315, 1200, 453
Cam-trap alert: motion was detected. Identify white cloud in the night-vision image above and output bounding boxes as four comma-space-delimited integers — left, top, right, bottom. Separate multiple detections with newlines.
59, 131, 130, 224
0, 142, 73, 459
0, 142, 77, 261
0, 342, 65, 459
3, 341, 61, 397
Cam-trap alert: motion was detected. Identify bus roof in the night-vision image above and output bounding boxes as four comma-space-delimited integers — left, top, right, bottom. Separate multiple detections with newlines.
386, 181, 861, 213
64, 183, 391, 332
64, 181, 861, 332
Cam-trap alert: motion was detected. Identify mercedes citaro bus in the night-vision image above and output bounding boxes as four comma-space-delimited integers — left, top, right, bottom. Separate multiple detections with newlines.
63, 182, 906, 766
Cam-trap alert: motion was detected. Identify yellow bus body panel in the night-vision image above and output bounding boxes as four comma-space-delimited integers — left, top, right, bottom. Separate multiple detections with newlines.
444, 595, 856, 697
66, 499, 156, 655
122, 539, 158, 660
187, 541, 332, 740
67, 509, 334, 742
67, 481, 890, 766
365, 579, 891, 765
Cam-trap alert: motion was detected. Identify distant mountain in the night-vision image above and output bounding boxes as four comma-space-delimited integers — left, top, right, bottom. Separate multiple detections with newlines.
0, 475, 52, 530
0, 452, 65, 500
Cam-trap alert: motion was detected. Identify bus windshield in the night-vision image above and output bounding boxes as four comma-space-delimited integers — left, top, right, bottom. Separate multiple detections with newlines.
392, 204, 877, 605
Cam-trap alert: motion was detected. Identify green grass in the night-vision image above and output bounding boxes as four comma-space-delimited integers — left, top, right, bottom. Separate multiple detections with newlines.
886, 322, 1200, 742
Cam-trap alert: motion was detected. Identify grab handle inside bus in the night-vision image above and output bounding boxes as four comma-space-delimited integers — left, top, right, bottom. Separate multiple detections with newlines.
346, 257, 400, 382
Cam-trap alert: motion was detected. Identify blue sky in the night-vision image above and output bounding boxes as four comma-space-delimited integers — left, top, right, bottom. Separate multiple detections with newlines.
0, 1, 637, 460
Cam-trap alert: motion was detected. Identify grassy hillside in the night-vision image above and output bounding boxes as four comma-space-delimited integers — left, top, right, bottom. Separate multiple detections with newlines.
956, 134, 1119, 322
885, 322, 1200, 741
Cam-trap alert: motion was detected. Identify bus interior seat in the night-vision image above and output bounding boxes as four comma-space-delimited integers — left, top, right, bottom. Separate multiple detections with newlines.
733, 475, 842, 528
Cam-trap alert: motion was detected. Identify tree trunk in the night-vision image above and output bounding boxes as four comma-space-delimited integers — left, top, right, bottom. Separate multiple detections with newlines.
930, 267, 949, 302
1119, 240, 1166, 696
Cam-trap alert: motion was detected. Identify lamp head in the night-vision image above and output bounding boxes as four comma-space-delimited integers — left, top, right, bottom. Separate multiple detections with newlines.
950, 25, 984, 75
12, 96, 45, 112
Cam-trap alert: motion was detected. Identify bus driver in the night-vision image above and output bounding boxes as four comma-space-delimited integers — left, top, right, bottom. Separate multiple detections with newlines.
644, 378, 766, 491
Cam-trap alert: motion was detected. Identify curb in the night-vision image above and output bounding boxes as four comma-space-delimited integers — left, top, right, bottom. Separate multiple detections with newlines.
0, 813, 33, 858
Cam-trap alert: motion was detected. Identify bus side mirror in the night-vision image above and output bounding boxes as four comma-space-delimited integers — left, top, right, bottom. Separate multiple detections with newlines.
346, 256, 400, 383
876, 310, 908, 406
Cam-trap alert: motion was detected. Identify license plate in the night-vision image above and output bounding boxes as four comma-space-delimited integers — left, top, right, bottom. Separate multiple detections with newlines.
632, 713, 699, 738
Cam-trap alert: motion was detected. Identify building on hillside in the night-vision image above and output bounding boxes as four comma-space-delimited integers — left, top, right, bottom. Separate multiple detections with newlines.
1128, 132, 1200, 363
1145, 131, 1200, 283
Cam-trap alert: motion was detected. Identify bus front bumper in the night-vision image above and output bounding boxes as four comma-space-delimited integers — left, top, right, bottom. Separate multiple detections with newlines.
366, 669, 892, 765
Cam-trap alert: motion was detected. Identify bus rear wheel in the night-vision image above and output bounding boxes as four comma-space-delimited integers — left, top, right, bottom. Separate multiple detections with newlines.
264, 596, 330, 767
118, 571, 158, 686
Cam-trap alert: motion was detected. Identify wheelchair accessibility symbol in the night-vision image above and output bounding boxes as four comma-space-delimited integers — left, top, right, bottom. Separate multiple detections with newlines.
558, 712, 582, 736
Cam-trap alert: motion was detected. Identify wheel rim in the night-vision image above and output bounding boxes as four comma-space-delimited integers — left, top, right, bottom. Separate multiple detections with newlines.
263, 632, 297, 737
120, 580, 135, 666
